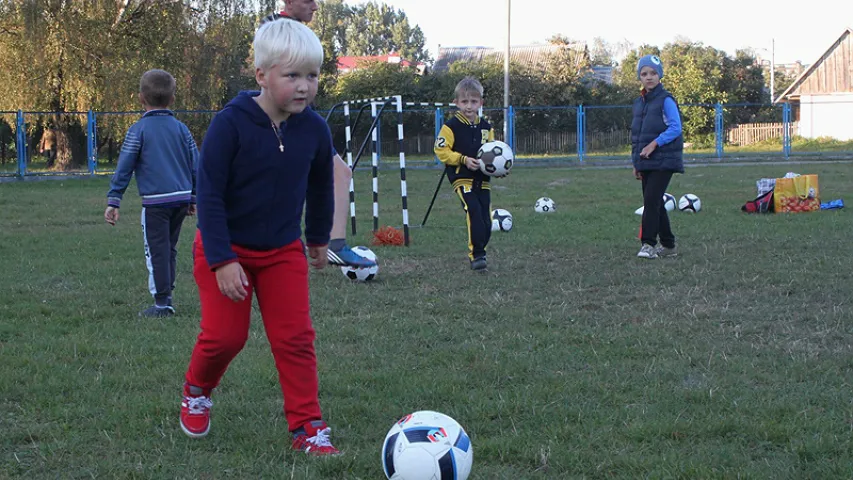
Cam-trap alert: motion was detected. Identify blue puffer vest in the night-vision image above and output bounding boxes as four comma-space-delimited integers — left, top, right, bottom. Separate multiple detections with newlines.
631, 85, 684, 173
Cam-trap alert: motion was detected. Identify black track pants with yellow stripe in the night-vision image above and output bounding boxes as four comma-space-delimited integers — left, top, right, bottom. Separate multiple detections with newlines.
455, 184, 491, 261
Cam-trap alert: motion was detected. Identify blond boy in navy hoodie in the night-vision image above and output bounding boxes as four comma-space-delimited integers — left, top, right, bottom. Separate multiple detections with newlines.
178, 18, 340, 456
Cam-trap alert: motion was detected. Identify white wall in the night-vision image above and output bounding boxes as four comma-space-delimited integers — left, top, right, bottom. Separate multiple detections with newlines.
798, 94, 853, 141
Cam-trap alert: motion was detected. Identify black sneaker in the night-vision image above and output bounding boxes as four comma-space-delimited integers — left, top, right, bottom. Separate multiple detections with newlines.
471, 257, 487, 271
139, 305, 176, 318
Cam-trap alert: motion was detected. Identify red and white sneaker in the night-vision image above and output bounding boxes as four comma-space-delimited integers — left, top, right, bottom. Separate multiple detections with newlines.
291, 420, 342, 456
180, 385, 213, 438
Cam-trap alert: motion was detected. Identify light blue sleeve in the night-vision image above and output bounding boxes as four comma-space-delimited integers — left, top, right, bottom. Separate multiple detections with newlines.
655, 97, 682, 146
106, 125, 142, 208
183, 124, 199, 203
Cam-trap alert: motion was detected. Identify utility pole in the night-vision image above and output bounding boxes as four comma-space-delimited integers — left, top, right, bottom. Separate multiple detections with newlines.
503, 0, 510, 141
770, 38, 776, 104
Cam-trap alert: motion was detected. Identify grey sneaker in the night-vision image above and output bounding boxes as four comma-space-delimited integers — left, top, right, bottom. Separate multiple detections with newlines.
637, 244, 658, 259
140, 305, 176, 318
655, 244, 678, 257
471, 257, 488, 271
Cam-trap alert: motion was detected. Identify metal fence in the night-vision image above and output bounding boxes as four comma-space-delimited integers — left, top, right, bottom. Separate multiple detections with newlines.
3, 99, 852, 178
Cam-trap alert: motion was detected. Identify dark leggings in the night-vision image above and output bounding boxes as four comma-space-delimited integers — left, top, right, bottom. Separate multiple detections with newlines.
640, 170, 675, 248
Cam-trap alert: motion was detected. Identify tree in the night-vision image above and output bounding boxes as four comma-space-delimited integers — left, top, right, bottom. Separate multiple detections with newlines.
343, 2, 429, 62
589, 37, 614, 66
311, 0, 348, 94
0, 0, 264, 170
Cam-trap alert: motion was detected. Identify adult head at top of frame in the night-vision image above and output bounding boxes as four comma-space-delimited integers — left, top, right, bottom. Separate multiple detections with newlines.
264, 0, 318, 24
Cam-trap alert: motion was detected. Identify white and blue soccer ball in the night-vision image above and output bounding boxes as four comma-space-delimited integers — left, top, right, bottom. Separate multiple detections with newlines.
382, 410, 473, 480
340, 246, 378, 281
477, 140, 513, 177
491, 208, 513, 232
663, 193, 677, 212
678, 193, 701, 213
534, 197, 556, 213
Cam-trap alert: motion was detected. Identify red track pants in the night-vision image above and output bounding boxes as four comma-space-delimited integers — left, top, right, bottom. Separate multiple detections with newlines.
185, 231, 321, 430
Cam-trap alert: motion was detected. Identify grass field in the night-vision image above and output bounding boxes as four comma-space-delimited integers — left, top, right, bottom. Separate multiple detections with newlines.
2, 163, 852, 479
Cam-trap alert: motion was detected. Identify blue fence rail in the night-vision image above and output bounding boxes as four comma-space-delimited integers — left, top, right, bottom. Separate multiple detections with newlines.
3, 101, 851, 178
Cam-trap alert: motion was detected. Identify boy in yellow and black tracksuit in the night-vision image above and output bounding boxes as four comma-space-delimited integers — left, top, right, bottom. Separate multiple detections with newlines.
434, 76, 495, 270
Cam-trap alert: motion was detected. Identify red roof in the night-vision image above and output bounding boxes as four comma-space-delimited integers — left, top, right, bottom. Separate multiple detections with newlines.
336, 53, 424, 71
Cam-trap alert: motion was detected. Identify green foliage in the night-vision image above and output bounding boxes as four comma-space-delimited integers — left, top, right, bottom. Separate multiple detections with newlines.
608, 41, 783, 143
343, 2, 429, 62
0, 0, 263, 168
589, 37, 615, 66
330, 61, 421, 101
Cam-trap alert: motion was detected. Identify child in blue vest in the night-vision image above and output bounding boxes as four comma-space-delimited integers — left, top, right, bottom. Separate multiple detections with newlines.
631, 55, 684, 259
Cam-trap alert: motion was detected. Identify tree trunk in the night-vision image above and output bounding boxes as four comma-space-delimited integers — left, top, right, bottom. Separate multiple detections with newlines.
51, 122, 87, 171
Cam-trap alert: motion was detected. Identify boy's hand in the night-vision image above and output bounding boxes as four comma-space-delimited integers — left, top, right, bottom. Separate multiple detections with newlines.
464, 156, 480, 171
215, 262, 249, 302
187, 204, 197, 216
633, 168, 642, 180
307, 245, 329, 270
104, 206, 119, 225
640, 141, 658, 158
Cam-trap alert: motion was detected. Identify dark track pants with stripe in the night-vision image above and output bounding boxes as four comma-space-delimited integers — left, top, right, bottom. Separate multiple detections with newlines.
639, 170, 675, 248
141, 205, 188, 307
455, 184, 491, 261
185, 232, 322, 431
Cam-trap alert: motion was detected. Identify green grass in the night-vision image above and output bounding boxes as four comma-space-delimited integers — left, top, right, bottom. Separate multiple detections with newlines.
2, 163, 853, 479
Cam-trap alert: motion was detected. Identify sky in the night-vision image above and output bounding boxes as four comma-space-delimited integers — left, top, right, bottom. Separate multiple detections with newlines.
345, 0, 853, 65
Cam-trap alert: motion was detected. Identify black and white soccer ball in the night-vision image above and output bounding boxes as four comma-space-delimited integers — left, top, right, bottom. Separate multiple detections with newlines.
340, 246, 378, 281
477, 140, 513, 177
663, 193, 677, 212
491, 208, 513, 232
534, 197, 556, 213
382, 410, 473, 480
678, 193, 701, 213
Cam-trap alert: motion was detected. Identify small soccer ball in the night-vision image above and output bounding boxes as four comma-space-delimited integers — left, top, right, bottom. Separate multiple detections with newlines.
340, 246, 378, 281
491, 208, 513, 232
663, 193, 676, 212
382, 410, 473, 480
534, 197, 556, 213
477, 141, 513, 177
678, 193, 701, 213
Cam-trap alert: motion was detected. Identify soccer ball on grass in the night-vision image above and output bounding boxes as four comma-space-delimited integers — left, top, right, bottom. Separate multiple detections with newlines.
663, 193, 677, 212
491, 208, 513, 232
678, 193, 701, 213
340, 246, 378, 281
382, 410, 473, 480
534, 197, 556, 213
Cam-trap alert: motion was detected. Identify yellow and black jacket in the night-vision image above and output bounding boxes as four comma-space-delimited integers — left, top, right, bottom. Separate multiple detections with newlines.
434, 112, 495, 190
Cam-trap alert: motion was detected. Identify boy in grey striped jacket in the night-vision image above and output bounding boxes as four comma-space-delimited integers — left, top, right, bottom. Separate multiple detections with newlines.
105, 69, 198, 318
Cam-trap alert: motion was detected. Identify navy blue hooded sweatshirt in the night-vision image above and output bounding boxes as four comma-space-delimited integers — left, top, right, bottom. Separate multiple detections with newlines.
196, 91, 334, 269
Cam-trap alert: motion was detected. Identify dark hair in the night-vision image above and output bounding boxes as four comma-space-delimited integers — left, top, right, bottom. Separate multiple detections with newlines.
139, 69, 176, 108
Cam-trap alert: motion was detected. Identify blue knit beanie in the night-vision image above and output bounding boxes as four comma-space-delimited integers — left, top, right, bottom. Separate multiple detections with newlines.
636, 54, 664, 79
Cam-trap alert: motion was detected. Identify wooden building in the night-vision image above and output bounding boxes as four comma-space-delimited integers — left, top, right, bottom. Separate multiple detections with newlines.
776, 27, 853, 140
